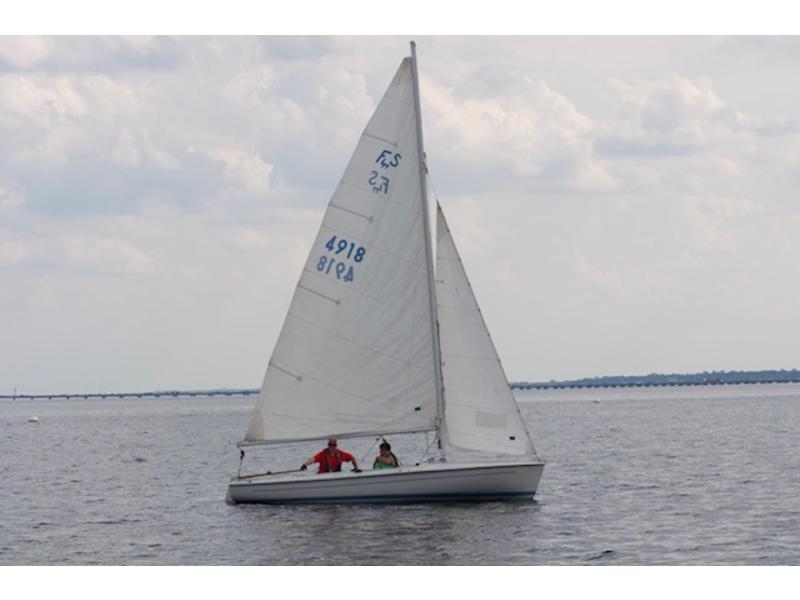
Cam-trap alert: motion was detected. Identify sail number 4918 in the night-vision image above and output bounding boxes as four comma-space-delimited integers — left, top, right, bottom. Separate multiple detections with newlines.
315, 235, 366, 283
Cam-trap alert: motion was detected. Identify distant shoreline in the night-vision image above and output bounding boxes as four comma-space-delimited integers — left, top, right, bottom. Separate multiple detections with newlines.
511, 379, 800, 390
3, 370, 800, 399
514, 369, 800, 390
0, 389, 259, 401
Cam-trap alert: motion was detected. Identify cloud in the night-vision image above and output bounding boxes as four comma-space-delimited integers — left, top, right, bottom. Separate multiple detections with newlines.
221, 60, 376, 169
0, 236, 28, 266
0, 73, 88, 118
0, 231, 154, 275
261, 37, 346, 61
573, 248, 628, 299
206, 148, 274, 196
3, 37, 800, 391
0, 36, 53, 68
223, 65, 278, 106
0, 71, 146, 169
423, 76, 616, 191
81, 74, 142, 117
442, 196, 495, 250
597, 76, 797, 157
0, 185, 25, 216
0, 36, 179, 72
679, 194, 764, 254
712, 37, 800, 67
60, 235, 155, 274
111, 129, 181, 170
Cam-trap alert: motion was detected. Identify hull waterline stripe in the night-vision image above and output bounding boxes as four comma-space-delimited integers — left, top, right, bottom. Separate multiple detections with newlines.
234, 467, 523, 489
233, 490, 537, 503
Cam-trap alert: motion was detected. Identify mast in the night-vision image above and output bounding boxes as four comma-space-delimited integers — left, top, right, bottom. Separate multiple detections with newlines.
410, 41, 447, 453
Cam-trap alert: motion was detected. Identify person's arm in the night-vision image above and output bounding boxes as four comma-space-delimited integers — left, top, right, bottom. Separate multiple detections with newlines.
300, 453, 318, 470
348, 453, 361, 472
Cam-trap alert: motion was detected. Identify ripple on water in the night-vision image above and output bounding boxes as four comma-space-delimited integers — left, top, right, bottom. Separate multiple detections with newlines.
5, 388, 800, 564
586, 549, 616, 561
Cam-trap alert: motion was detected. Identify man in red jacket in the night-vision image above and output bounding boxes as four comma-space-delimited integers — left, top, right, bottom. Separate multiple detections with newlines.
301, 438, 361, 474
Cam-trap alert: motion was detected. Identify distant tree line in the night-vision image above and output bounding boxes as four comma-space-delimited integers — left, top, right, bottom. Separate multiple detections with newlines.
515, 369, 800, 388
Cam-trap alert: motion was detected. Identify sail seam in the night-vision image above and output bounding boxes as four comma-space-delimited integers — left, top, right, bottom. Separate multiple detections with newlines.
436, 304, 483, 311
362, 132, 398, 147
268, 408, 418, 430
268, 361, 302, 381
239, 426, 437, 447
314, 211, 425, 269
296, 283, 340, 305
292, 282, 429, 323
445, 425, 532, 445
285, 310, 433, 372
447, 400, 519, 411
441, 353, 503, 361
329, 202, 373, 222
259, 361, 437, 441
297, 229, 433, 323
373, 90, 413, 111
269, 359, 433, 416
336, 166, 425, 220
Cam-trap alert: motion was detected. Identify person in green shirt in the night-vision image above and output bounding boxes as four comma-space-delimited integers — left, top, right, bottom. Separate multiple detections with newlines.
373, 441, 399, 469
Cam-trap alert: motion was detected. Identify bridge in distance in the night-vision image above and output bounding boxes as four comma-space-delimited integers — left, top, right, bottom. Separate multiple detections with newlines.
3, 378, 799, 401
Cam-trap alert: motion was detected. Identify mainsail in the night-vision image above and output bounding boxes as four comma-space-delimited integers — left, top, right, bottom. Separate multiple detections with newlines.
436, 204, 537, 456
244, 58, 439, 444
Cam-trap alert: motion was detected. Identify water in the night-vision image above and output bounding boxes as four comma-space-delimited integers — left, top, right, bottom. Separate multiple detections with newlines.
2, 383, 799, 565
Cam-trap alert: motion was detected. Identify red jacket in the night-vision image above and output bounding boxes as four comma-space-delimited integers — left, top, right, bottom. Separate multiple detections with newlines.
311, 448, 354, 474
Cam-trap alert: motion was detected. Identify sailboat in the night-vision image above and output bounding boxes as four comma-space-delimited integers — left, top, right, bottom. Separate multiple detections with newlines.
227, 43, 544, 504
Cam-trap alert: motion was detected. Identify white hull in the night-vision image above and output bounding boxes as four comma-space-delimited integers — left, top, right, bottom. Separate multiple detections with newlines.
227, 461, 544, 504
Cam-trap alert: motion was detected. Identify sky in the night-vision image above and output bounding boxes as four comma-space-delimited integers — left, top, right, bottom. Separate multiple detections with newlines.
1, 34, 799, 394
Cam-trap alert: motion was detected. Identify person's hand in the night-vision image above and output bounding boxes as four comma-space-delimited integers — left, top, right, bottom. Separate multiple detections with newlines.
352, 467, 362, 473
300, 464, 307, 471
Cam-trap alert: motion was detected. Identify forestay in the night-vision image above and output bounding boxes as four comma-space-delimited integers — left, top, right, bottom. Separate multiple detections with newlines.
244, 58, 439, 444
435, 204, 538, 456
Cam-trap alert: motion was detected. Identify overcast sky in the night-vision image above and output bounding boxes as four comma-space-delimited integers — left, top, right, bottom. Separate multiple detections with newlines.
2, 35, 799, 394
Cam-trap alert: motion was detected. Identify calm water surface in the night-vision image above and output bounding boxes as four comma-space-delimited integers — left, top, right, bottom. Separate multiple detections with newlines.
2, 384, 799, 565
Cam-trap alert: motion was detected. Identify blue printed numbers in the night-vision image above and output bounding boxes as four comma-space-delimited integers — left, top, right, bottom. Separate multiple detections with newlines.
317, 235, 364, 284
369, 171, 389, 194
316, 256, 354, 282
325, 236, 366, 262
368, 149, 402, 194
